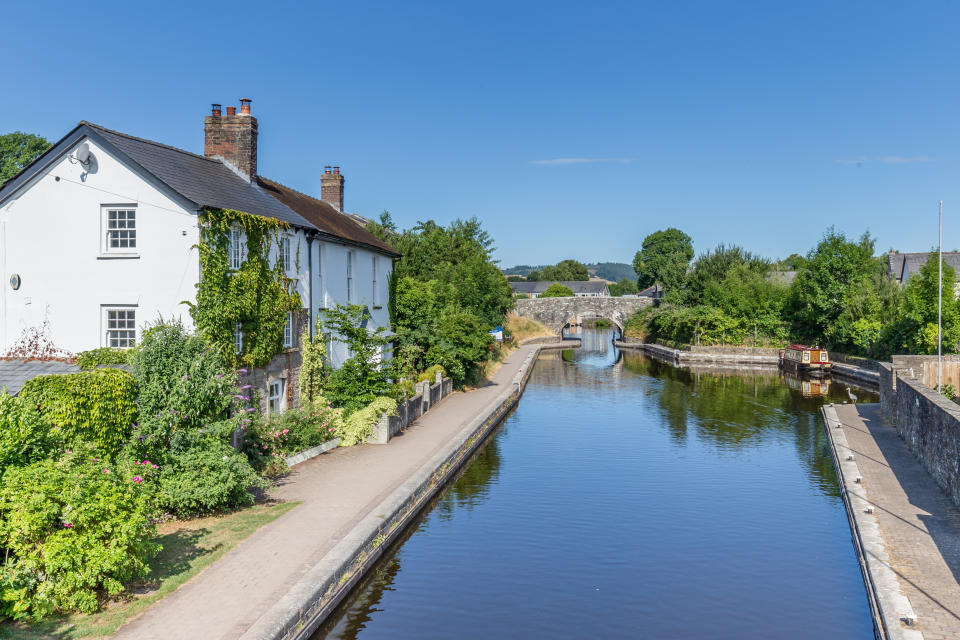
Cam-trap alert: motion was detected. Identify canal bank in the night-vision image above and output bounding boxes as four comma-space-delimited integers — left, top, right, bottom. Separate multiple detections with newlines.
822, 403, 960, 640
111, 342, 558, 640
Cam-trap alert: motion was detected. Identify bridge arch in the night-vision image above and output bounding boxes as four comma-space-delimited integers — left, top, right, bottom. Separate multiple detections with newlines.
513, 296, 652, 336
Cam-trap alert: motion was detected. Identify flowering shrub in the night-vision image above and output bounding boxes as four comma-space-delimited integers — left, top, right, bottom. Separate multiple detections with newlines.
0, 452, 160, 620
158, 440, 266, 517
17, 369, 138, 457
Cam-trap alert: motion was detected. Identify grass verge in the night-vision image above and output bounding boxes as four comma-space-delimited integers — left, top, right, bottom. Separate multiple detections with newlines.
0, 501, 301, 640
504, 313, 554, 343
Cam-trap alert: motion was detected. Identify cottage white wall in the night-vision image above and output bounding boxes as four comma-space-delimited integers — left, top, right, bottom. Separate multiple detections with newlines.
0, 137, 200, 354
310, 240, 392, 368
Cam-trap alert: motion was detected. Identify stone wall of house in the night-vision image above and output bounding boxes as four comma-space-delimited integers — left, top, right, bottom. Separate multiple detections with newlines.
895, 373, 960, 508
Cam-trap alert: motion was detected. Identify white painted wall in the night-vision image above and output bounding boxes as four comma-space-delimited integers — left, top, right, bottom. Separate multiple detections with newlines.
0, 137, 200, 354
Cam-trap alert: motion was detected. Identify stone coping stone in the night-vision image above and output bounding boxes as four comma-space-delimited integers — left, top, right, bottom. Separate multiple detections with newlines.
284, 438, 341, 468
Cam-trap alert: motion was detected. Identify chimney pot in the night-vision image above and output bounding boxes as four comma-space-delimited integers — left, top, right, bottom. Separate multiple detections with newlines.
226, 105, 236, 116
324, 165, 332, 174
211, 103, 222, 117
239, 98, 252, 115
321, 166, 345, 211
333, 166, 340, 175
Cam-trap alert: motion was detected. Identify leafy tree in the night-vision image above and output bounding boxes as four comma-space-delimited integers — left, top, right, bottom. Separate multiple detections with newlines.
298, 319, 329, 404
609, 278, 639, 296
686, 245, 767, 305
775, 253, 808, 271
633, 228, 694, 300
322, 304, 392, 413
528, 259, 589, 281
539, 283, 575, 297
506, 275, 526, 282
894, 255, 960, 354
365, 211, 397, 241
789, 229, 875, 347
0, 132, 50, 184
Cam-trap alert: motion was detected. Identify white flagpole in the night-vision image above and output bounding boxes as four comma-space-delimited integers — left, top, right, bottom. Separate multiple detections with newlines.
939, 200, 943, 393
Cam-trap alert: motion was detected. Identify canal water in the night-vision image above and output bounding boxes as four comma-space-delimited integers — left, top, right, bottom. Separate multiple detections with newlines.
315, 327, 877, 639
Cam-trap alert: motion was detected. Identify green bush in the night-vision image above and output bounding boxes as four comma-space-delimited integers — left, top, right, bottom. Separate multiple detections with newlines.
338, 397, 397, 446
417, 364, 446, 384
0, 452, 160, 620
539, 283, 574, 298
74, 347, 128, 370
127, 321, 237, 461
256, 398, 342, 457
159, 441, 266, 517
17, 369, 138, 458
0, 392, 62, 472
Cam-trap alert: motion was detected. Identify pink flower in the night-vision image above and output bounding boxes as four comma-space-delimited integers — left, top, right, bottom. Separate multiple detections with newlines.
102, 469, 110, 474
63, 522, 74, 529
134, 461, 141, 465
262, 444, 268, 450
92, 457, 99, 462
143, 460, 151, 465
282, 429, 289, 434
152, 464, 158, 469
132, 476, 143, 484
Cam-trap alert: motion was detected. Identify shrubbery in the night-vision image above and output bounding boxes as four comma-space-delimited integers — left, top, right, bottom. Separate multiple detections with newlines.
339, 397, 397, 446
158, 440, 265, 517
17, 369, 138, 457
74, 347, 128, 370
0, 452, 160, 620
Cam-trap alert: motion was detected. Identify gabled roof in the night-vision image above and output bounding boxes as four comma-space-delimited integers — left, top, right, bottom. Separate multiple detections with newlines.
509, 280, 609, 294
256, 177, 397, 256
894, 252, 960, 283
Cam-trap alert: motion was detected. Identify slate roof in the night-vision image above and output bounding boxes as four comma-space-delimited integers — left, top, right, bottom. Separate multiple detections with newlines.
891, 252, 960, 283
509, 281, 610, 295
0, 359, 78, 395
83, 123, 317, 229
256, 177, 397, 256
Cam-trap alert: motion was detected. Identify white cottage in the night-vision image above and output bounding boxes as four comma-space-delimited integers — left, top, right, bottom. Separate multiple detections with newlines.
0, 100, 397, 411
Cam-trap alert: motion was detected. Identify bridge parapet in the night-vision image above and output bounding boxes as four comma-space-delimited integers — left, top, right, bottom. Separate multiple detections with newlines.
513, 296, 652, 335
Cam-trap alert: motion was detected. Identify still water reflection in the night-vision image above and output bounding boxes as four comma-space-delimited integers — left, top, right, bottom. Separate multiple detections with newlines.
315, 329, 876, 639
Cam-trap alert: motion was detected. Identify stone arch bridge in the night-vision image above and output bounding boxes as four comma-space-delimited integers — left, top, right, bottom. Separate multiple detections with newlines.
513, 296, 652, 335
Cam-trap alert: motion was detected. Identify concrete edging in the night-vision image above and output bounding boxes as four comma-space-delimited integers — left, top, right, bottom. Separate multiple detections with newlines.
239, 346, 543, 640
283, 438, 342, 468
821, 404, 923, 640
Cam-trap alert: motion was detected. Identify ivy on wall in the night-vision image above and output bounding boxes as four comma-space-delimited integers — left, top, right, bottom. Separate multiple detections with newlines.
190, 207, 302, 368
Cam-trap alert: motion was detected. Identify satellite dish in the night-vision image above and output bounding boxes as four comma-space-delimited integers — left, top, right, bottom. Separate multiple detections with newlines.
75, 142, 91, 164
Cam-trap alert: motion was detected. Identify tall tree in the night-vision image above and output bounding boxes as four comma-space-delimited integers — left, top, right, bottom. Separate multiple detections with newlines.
633, 228, 694, 299
0, 132, 51, 184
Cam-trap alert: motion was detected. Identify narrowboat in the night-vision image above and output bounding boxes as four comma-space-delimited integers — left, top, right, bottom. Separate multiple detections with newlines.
778, 344, 830, 377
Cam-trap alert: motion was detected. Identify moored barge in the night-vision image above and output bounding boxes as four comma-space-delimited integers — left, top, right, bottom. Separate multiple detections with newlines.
779, 344, 830, 377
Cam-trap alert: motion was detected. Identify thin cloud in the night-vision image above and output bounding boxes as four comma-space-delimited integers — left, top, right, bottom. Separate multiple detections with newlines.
839, 155, 935, 166
529, 157, 633, 165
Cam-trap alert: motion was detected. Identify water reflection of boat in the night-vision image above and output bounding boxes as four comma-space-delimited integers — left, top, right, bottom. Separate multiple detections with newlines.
781, 372, 831, 397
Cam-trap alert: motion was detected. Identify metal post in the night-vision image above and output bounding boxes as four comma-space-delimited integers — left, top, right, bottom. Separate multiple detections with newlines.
939, 200, 943, 393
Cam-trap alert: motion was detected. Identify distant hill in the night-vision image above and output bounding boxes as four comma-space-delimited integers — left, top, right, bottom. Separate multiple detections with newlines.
586, 262, 637, 282
503, 262, 637, 282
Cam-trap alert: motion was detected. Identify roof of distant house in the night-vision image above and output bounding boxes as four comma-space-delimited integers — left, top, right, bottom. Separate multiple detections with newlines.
888, 251, 960, 283
509, 281, 609, 294
767, 270, 797, 286
0, 359, 78, 395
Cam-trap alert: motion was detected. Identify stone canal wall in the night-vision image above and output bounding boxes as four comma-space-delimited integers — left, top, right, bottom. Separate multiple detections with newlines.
614, 341, 779, 366
893, 374, 960, 510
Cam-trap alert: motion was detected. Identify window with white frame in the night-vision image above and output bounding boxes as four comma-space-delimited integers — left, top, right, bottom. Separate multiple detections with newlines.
234, 322, 243, 354
346, 250, 355, 302
283, 311, 294, 349
280, 236, 291, 273
268, 379, 284, 414
102, 206, 137, 253
372, 255, 379, 306
229, 227, 244, 269
104, 307, 137, 348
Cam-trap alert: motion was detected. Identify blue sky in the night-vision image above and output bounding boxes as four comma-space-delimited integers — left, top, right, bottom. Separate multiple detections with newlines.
4, 1, 958, 267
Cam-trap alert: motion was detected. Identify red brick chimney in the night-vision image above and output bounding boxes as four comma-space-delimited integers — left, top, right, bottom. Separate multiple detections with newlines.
321, 165, 345, 211
204, 99, 258, 180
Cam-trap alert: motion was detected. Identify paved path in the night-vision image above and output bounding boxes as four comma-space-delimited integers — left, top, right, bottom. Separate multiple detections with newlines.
835, 403, 960, 640
113, 344, 539, 640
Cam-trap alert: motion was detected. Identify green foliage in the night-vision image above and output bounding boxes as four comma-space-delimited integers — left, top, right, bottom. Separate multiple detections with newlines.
942, 382, 957, 401
424, 310, 493, 385
18, 369, 138, 458
586, 262, 637, 282
539, 283, 575, 298
609, 278, 639, 296
298, 322, 329, 405
158, 441, 266, 517
322, 304, 392, 414
686, 245, 768, 305
417, 364, 446, 384
74, 347, 128, 370
0, 453, 160, 619
0, 132, 51, 185
895, 254, 960, 354
633, 228, 694, 299
364, 210, 398, 241
254, 397, 342, 457
0, 392, 61, 473
191, 207, 302, 368
505, 274, 526, 282
126, 321, 237, 461
339, 397, 397, 446
527, 259, 589, 281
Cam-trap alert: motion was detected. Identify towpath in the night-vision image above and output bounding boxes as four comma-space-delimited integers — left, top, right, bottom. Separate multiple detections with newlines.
113, 343, 540, 640
832, 403, 960, 640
